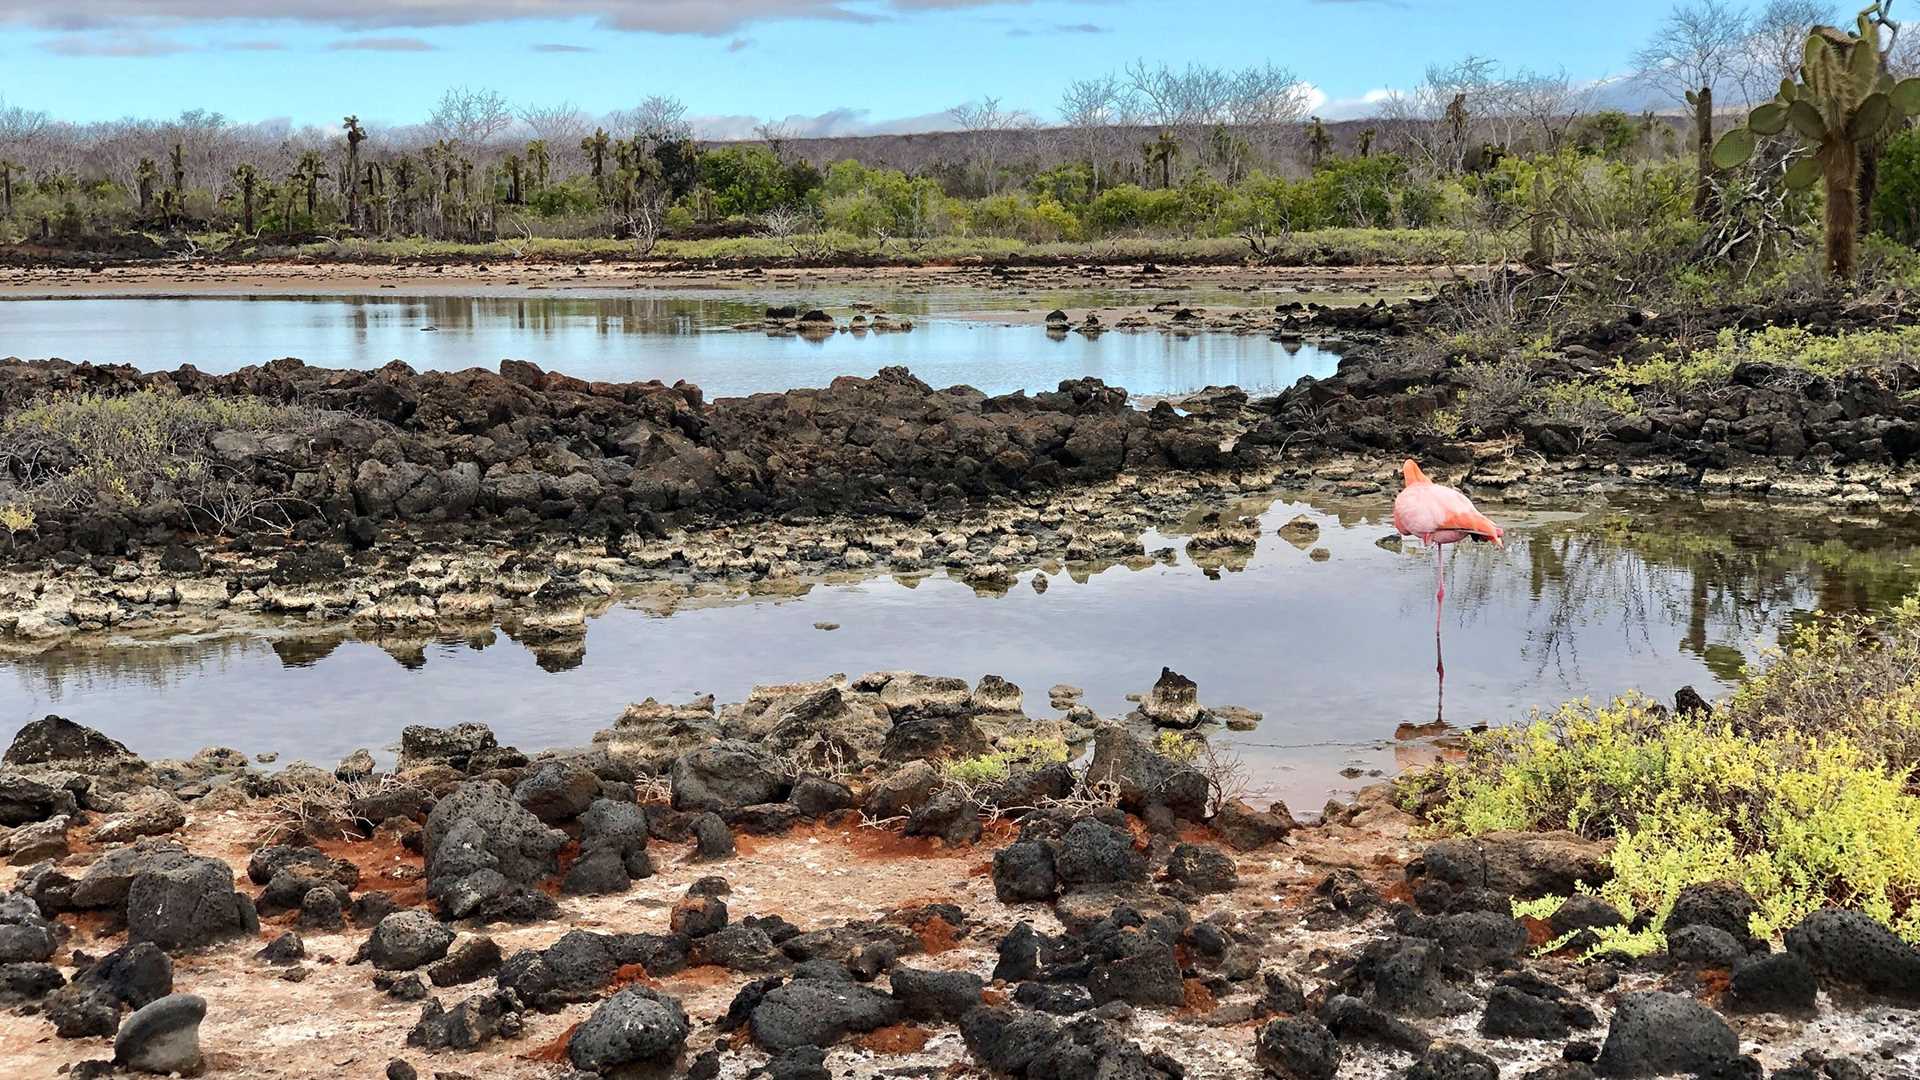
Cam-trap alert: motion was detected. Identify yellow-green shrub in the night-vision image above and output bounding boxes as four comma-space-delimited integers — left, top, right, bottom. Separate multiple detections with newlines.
941, 735, 1071, 788
0, 389, 307, 509
1426, 689, 1920, 948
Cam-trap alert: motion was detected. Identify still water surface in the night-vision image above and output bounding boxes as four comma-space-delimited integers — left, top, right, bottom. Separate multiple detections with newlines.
0, 292, 1341, 398
5, 491, 1910, 810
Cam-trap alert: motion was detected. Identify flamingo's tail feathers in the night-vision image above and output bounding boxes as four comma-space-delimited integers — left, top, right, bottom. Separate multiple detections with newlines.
1402, 459, 1428, 487
1437, 509, 1504, 546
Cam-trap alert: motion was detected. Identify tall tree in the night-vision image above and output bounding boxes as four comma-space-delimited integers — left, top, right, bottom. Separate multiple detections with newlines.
1142, 130, 1181, 189
428, 86, 514, 146
135, 157, 158, 216
231, 163, 259, 233
1306, 117, 1333, 168
1635, 0, 1754, 217
293, 150, 328, 220
582, 128, 611, 194
526, 139, 551, 192
343, 115, 367, 226
1059, 75, 1121, 193
1713, 2, 1920, 277
504, 154, 524, 205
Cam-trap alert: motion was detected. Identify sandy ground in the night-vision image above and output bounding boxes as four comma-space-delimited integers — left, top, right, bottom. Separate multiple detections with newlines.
4, 791, 1918, 1078
0, 261, 1454, 318
0, 795, 1425, 1080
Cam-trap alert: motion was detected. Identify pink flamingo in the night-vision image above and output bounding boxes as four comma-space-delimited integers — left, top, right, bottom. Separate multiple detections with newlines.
1392, 459, 1504, 713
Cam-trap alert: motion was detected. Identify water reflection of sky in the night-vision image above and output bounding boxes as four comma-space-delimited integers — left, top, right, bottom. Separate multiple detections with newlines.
5, 492, 1912, 811
0, 293, 1342, 398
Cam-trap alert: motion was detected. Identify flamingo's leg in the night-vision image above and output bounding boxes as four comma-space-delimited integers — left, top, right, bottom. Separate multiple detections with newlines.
1434, 542, 1447, 712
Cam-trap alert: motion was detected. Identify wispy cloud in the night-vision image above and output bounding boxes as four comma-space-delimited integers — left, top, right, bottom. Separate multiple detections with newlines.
328, 35, 435, 51
0, 1, 1037, 36
222, 39, 286, 50
726, 37, 753, 52
530, 42, 593, 52
693, 105, 962, 141
1009, 20, 1106, 38
42, 30, 192, 56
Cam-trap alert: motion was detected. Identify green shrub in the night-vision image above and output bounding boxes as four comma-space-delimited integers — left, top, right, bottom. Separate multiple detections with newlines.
1725, 596, 1920, 769
1423, 659, 1920, 950
0, 389, 310, 511
940, 735, 1072, 789
1874, 127, 1920, 247
1605, 325, 1920, 403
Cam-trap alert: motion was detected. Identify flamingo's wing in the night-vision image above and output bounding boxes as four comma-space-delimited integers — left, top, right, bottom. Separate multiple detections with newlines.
1394, 484, 1503, 544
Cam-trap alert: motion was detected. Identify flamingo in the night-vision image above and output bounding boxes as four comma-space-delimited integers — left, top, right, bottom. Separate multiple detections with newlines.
1392, 459, 1504, 715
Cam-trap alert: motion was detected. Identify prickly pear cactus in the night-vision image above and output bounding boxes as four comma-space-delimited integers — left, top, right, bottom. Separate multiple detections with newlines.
1711, 3, 1920, 275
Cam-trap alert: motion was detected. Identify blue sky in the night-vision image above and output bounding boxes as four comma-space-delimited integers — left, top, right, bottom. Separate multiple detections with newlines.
0, 1, 1703, 134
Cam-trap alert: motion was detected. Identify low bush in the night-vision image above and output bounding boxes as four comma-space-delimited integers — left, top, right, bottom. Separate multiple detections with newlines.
1417, 596, 1920, 954
1607, 325, 1920, 403
0, 389, 316, 530
940, 735, 1072, 789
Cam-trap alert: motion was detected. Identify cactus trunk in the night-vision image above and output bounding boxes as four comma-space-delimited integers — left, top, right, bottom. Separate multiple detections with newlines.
1856, 141, 1879, 237
1824, 138, 1860, 279
1693, 86, 1714, 218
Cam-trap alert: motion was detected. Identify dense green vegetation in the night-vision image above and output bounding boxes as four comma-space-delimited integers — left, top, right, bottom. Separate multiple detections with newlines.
1414, 595, 1920, 952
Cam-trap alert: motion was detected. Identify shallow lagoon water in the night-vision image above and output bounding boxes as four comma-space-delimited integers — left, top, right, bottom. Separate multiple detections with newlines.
0, 291, 1344, 398
5, 491, 1911, 811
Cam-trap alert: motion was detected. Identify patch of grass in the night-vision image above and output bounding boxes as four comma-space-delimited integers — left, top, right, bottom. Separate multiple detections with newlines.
1535, 380, 1638, 443
941, 735, 1072, 788
1153, 730, 1203, 763
0, 389, 314, 525
1606, 325, 1920, 403
0, 503, 34, 536
1424, 684, 1920, 947
249, 227, 1477, 268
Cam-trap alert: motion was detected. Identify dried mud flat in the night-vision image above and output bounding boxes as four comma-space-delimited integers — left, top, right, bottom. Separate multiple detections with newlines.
0, 781, 1417, 1080
3, 713, 1918, 1080
0, 260, 1447, 311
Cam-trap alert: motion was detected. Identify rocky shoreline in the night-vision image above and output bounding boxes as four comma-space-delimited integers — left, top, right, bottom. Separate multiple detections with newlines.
2, 700, 1917, 1080
4, 285, 1920, 655
4, 439, 1919, 654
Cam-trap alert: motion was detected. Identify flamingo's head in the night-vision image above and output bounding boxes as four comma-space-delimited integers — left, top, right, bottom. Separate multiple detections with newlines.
1401, 459, 1429, 488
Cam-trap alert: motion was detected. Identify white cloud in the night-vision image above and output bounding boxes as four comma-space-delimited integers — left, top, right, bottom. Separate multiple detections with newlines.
3, 1, 1064, 37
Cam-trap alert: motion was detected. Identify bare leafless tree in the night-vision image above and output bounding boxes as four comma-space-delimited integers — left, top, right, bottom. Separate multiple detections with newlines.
1059, 75, 1122, 190
1378, 55, 1502, 172
621, 95, 692, 142
1633, 0, 1755, 107
0, 96, 50, 152
428, 86, 515, 147
1741, 0, 1837, 99
1890, 12, 1920, 76
949, 95, 1033, 193
1507, 67, 1596, 152
518, 101, 588, 146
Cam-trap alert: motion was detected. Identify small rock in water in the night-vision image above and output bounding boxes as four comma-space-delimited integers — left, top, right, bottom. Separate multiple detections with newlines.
1308, 547, 1331, 562
813, 622, 839, 631
113, 993, 206, 1075
336, 748, 376, 780
1216, 705, 1261, 731
255, 752, 278, 763
1135, 667, 1203, 728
